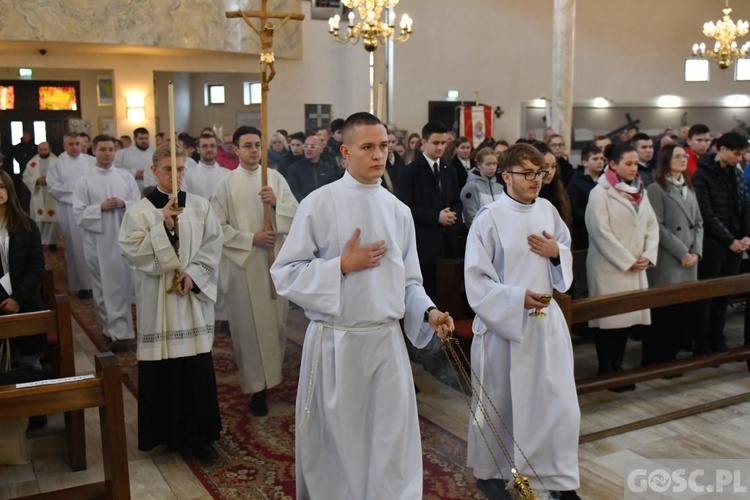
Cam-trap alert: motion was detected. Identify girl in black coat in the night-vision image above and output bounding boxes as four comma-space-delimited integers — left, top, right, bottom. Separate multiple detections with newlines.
0, 169, 46, 368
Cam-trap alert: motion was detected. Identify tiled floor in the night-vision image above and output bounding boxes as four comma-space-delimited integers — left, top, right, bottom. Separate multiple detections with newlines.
2, 307, 750, 499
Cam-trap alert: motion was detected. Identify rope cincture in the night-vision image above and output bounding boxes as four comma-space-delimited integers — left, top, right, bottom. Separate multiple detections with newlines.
441, 334, 543, 500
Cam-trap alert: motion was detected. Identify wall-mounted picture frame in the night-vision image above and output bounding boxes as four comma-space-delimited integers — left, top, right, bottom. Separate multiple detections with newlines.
97, 76, 114, 106
311, 0, 342, 20
98, 116, 115, 136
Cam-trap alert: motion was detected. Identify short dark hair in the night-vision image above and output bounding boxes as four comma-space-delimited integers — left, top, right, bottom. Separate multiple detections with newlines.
498, 143, 546, 172
155, 132, 166, 139
63, 131, 79, 140
198, 133, 217, 143
531, 140, 553, 156
627, 125, 640, 133
288, 132, 305, 142
79, 132, 90, 139
609, 143, 637, 163
581, 144, 602, 162
92, 134, 116, 149
630, 133, 652, 145
688, 124, 710, 138
133, 127, 149, 137
330, 118, 345, 133
421, 122, 448, 140
119, 135, 131, 141
341, 112, 386, 144
717, 132, 748, 151
233, 126, 262, 146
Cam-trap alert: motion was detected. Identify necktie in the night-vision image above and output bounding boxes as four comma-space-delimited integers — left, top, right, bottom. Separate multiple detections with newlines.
433, 162, 440, 178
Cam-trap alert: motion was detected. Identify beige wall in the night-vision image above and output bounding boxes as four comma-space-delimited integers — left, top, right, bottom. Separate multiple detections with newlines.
1, 0, 749, 143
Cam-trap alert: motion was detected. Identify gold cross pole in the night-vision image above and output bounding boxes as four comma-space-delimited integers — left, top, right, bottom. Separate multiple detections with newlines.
226, 1, 305, 298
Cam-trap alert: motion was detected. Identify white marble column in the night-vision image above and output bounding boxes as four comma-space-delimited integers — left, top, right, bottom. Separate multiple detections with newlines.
551, 0, 575, 154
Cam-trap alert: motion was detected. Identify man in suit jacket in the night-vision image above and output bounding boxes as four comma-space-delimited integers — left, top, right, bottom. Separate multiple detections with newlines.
396, 122, 462, 301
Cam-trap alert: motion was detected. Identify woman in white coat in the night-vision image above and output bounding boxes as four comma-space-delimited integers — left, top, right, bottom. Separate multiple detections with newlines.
644, 144, 702, 365
585, 144, 659, 390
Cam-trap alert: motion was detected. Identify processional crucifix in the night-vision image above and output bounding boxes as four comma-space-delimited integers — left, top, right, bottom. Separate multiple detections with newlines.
226, 1, 305, 297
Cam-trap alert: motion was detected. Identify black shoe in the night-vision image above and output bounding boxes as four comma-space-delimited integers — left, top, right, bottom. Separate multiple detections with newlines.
28, 415, 48, 431
609, 383, 636, 393
551, 490, 582, 500
77, 290, 91, 300
476, 478, 512, 499
250, 390, 268, 417
191, 443, 218, 464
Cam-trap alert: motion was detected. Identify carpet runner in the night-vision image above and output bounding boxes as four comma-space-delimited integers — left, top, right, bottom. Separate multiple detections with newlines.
44, 248, 483, 499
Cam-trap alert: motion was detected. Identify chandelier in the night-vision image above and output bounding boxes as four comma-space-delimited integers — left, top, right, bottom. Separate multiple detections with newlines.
328, 0, 413, 52
691, 0, 750, 69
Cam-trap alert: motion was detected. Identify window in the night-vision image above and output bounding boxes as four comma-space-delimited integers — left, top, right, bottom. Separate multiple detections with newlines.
684, 59, 709, 82
33, 121, 47, 144
205, 84, 225, 105
735, 59, 750, 81
243, 82, 262, 105
38, 86, 78, 111
0, 85, 15, 110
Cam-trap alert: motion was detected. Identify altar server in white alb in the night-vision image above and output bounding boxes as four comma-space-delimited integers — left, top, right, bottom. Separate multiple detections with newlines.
181, 133, 227, 200
211, 125, 298, 417
73, 135, 140, 343
46, 131, 94, 296
22, 142, 60, 247
182, 132, 230, 327
464, 143, 581, 500
118, 144, 223, 464
114, 127, 154, 192
271, 112, 454, 500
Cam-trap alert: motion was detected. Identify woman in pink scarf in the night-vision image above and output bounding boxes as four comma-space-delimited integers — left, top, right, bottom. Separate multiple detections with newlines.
585, 143, 659, 391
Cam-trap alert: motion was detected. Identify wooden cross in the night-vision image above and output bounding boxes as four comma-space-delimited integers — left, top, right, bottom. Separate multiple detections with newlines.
226, 1, 305, 297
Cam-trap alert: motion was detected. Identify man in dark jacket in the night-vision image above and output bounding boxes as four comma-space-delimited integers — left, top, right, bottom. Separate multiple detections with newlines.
396, 122, 462, 300
692, 132, 750, 353
286, 134, 338, 201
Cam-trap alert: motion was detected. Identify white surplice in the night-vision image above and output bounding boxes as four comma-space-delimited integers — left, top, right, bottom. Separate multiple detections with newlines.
182, 161, 228, 200
464, 193, 580, 492
211, 167, 298, 393
270, 172, 436, 500
114, 145, 154, 191
73, 166, 141, 340
118, 192, 222, 361
22, 153, 60, 245
182, 160, 230, 320
46, 152, 95, 291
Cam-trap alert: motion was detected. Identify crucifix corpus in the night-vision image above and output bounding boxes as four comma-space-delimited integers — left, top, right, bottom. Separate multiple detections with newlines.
226, 1, 304, 298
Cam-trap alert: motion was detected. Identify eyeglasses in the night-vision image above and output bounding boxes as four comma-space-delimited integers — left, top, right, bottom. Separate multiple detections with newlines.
506, 170, 550, 181
303, 145, 320, 150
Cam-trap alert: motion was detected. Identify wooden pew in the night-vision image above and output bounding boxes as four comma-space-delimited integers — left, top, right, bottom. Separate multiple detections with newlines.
0, 269, 86, 471
0, 352, 130, 499
436, 257, 750, 393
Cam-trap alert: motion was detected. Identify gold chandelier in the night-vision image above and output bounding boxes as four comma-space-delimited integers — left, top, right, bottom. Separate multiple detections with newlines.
692, 0, 750, 69
328, 0, 413, 52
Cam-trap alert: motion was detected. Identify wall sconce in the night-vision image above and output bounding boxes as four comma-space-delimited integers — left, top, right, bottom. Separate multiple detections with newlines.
126, 95, 146, 121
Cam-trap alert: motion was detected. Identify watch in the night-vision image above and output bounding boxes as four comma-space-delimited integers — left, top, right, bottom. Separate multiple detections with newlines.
424, 306, 437, 322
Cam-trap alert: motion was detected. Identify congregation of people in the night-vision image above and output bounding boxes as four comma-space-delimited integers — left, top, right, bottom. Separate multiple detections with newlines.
2, 112, 750, 500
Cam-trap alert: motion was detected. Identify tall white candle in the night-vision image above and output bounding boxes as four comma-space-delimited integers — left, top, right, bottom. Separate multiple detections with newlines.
168, 81, 178, 201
